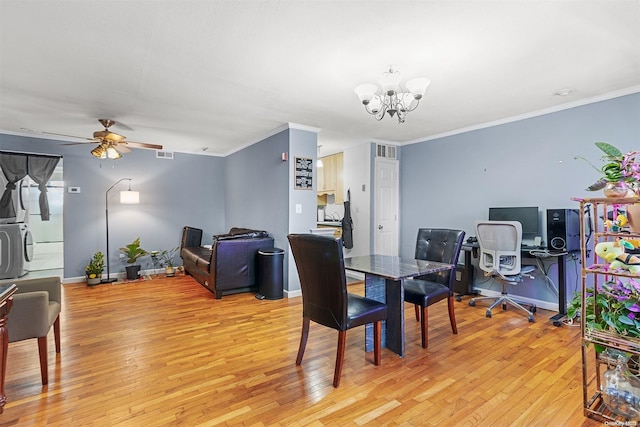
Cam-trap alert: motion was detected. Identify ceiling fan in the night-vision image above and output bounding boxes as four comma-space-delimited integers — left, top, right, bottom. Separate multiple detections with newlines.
43, 119, 163, 159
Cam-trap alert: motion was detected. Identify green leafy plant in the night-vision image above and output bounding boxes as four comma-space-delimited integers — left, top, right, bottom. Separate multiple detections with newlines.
575, 142, 640, 191
119, 237, 148, 264
85, 251, 105, 277
150, 247, 179, 268
568, 278, 640, 352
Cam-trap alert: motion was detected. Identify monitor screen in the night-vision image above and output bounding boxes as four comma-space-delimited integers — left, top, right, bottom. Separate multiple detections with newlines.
488, 206, 539, 236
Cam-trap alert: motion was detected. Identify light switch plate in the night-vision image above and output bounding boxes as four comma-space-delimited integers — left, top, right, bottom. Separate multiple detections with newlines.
295, 204, 302, 214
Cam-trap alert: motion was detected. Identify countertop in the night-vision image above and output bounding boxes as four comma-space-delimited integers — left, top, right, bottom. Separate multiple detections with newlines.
317, 221, 342, 227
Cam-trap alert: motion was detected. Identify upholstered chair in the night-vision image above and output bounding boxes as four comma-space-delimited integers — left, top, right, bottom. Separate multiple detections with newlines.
6, 276, 61, 385
287, 234, 388, 387
403, 228, 465, 348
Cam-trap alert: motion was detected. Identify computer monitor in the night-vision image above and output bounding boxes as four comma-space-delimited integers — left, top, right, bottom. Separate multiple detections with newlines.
488, 206, 539, 237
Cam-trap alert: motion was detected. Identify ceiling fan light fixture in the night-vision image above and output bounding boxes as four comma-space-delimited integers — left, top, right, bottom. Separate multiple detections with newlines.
91, 144, 107, 159
106, 144, 122, 159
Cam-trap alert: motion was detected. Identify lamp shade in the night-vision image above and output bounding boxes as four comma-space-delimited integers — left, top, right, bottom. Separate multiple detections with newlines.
120, 190, 139, 204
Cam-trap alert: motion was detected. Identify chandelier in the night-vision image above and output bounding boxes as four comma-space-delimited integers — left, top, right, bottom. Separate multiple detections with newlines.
354, 66, 430, 123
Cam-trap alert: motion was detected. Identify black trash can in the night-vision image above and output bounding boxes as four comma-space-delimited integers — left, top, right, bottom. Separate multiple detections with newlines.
256, 247, 284, 300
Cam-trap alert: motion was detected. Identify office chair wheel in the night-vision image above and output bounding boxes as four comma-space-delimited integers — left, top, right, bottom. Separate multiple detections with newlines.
469, 300, 476, 307
486, 309, 492, 318
455, 295, 462, 302
528, 314, 535, 322
530, 306, 537, 313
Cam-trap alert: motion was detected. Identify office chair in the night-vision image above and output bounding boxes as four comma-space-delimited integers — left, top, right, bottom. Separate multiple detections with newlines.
6, 276, 61, 385
403, 228, 465, 348
468, 221, 536, 322
287, 234, 388, 387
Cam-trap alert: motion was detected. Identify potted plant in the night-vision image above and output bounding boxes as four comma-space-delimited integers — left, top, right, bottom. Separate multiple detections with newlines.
85, 251, 105, 286
120, 237, 148, 280
567, 277, 640, 353
150, 247, 179, 277
576, 142, 640, 198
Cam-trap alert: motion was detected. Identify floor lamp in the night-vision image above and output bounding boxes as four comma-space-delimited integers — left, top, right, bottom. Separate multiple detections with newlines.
101, 178, 140, 283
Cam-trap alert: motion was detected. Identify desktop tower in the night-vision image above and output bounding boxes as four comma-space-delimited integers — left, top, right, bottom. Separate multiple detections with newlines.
546, 208, 580, 252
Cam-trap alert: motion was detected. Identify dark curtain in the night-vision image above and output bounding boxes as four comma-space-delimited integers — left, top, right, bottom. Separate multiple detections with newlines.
0, 153, 28, 220
28, 156, 60, 221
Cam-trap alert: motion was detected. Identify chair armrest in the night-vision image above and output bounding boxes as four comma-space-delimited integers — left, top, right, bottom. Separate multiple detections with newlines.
6, 291, 52, 341
13, 276, 61, 304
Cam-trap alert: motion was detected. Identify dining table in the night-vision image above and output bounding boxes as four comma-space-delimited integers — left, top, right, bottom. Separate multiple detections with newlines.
344, 254, 454, 357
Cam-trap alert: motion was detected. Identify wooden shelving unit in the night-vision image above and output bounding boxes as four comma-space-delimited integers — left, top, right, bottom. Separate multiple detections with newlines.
575, 196, 640, 423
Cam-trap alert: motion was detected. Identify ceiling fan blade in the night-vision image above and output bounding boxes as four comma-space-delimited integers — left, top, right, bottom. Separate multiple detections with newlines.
42, 131, 95, 141
123, 141, 163, 150
62, 141, 99, 146
115, 145, 132, 154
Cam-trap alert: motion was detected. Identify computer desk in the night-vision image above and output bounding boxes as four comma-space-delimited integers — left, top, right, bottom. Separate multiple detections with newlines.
460, 243, 571, 327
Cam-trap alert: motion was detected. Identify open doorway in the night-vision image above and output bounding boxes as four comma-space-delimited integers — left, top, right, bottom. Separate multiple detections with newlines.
26, 160, 64, 278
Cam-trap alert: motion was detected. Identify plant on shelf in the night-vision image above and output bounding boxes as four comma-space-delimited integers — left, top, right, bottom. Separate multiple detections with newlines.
575, 142, 640, 197
120, 237, 148, 280
567, 277, 640, 352
85, 251, 105, 286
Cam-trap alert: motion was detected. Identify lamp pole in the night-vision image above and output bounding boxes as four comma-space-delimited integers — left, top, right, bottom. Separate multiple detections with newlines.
101, 178, 132, 283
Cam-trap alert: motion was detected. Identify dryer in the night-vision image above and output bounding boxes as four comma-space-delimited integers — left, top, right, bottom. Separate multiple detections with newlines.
0, 223, 33, 279
0, 173, 30, 224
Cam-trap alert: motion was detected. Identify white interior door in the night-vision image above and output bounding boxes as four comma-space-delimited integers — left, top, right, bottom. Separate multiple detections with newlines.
374, 158, 399, 256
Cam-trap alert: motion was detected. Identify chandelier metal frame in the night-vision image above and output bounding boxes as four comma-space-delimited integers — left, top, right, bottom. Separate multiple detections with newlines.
354, 66, 431, 123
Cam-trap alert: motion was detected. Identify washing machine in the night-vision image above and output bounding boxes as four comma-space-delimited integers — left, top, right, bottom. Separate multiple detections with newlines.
0, 223, 33, 279
0, 173, 30, 224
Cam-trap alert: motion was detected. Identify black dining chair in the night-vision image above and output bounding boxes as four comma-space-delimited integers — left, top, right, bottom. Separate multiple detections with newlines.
287, 234, 388, 387
403, 228, 465, 348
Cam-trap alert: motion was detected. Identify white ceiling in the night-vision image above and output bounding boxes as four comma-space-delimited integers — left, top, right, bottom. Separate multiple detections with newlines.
1, 1, 639, 158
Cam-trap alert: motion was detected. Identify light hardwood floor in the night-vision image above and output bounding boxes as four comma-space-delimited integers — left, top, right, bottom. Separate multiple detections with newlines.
2, 275, 601, 426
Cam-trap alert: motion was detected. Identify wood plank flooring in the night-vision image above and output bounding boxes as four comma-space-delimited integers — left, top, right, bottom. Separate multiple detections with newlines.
1, 275, 601, 426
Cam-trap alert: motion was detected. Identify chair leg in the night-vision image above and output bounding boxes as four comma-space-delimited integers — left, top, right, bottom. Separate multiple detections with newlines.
373, 320, 382, 366
414, 304, 420, 322
420, 306, 428, 349
53, 317, 61, 353
37, 336, 48, 385
296, 318, 310, 366
448, 296, 458, 335
333, 330, 347, 388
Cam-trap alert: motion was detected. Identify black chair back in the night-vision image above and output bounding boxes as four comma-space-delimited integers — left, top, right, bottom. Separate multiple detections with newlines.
288, 234, 348, 331
414, 228, 465, 288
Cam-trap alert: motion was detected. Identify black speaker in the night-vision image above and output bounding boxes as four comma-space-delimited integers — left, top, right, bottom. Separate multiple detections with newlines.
546, 208, 580, 252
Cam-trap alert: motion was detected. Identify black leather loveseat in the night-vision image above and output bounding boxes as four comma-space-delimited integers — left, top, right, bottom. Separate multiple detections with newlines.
180, 226, 274, 299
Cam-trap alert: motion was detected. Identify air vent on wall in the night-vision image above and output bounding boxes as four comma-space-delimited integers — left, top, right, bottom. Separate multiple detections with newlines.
376, 144, 397, 160
156, 151, 174, 160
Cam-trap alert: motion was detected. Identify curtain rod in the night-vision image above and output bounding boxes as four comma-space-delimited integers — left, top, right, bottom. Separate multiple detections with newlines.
0, 150, 62, 159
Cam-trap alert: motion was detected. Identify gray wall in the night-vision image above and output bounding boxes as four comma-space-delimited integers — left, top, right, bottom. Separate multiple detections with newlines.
399, 92, 640, 309
225, 126, 319, 294
0, 134, 225, 279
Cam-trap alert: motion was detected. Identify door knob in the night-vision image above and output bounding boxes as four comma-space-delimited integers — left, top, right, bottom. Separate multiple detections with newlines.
378, 225, 383, 230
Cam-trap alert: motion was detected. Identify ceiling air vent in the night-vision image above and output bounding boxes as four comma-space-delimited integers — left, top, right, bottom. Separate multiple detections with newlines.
156, 151, 174, 160
376, 144, 397, 160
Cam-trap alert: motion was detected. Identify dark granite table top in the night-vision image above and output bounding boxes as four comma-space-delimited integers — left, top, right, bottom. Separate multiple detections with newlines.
344, 254, 453, 281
